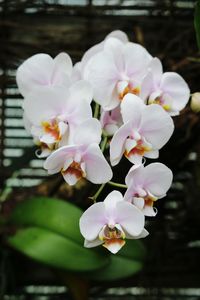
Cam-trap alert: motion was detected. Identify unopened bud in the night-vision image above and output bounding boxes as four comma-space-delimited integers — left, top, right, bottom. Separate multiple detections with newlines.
191, 92, 200, 112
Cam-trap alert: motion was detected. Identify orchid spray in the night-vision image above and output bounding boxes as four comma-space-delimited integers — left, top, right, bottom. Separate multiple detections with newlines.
16, 30, 190, 254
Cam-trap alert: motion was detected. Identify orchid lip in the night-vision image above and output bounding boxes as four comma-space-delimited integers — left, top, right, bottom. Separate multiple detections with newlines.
62, 161, 86, 180
124, 139, 152, 158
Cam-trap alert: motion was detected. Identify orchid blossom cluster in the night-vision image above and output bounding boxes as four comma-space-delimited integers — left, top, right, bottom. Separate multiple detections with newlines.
16, 30, 190, 254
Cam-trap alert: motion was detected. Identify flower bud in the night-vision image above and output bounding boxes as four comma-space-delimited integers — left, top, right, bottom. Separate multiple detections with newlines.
191, 93, 200, 112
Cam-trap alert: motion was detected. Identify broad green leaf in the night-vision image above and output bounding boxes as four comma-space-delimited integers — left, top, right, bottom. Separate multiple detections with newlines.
89, 240, 146, 281
9, 197, 83, 244
194, 0, 200, 50
8, 227, 109, 272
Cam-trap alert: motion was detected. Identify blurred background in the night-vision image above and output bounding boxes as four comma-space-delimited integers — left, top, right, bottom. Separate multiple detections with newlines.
1, 0, 200, 299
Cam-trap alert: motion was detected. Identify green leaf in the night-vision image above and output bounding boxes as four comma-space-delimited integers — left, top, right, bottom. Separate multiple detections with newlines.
89, 240, 146, 281
8, 227, 109, 272
194, 0, 200, 50
9, 197, 83, 244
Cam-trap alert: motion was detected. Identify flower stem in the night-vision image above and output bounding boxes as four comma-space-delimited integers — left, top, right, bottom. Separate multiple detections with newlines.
100, 136, 108, 153
93, 103, 100, 119
108, 181, 127, 189
89, 183, 106, 203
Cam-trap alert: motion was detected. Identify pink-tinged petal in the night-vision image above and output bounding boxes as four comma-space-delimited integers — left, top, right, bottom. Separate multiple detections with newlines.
71, 62, 82, 82
74, 118, 102, 146
53, 52, 72, 78
125, 164, 143, 186
104, 38, 125, 72
143, 162, 173, 198
121, 94, 144, 125
106, 30, 129, 43
69, 80, 93, 104
160, 72, 190, 113
110, 122, 132, 166
103, 87, 121, 111
140, 71, 154, 102
23, 87, 70, 125
79, 202, 106, 241
124, 43, 152, 78
141, 104, 174, 149
116, 201, 144, 236
84, 238, 103, 248
104, 191, 123, 226
83, 144, 112, 184
16, 54, 54, 97
148, 57, 163, 84
81, 42, 104, 70
44, 145, 77, 173
83, 51, 118, 108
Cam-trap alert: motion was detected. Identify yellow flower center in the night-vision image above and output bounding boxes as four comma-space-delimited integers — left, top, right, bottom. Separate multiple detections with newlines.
119, 85, 140, 100
42, 119, 61, 142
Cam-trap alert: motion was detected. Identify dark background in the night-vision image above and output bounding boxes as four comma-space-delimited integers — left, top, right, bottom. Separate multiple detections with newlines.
1, 0, 200, 299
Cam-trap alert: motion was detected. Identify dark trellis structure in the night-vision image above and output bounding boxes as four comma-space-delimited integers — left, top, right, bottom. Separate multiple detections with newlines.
1, 1, 200, 299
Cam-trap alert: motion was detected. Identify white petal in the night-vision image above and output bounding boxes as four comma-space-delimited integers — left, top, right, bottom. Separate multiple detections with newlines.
148, 57, 163, 84
141, 104, 174, 149
79, 202, 106, 241
83, 144, 113, 184
62, 172, 80, 186
125, 164, 143, 186
110, 122, 132, 166
143, 205, 157, 217
143, 162, 173, 197
116, 201, 144, 237
44, 145, 77, 173
16, 54, 54, 97
53, 52, 72, 77
144, 149, 159, 159
106, 30, 129, 43
24, 87, 70, 125
121, 93, 144, 125
69, 80, 93, 104
84, 238, 103, 248
140, 71, 154, 101
74, 118, 102, 146
104, 191, 123, 226
84, 51, 118, 108
124, 42, 152, 78
160, 72, 190, 113
133, 197, 145, 210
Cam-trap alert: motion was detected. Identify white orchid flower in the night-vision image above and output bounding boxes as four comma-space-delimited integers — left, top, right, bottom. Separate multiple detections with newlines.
141, 58, 190, 116
110, 94, 174, 166
23, 82, 93, 154
80, 190, 148, 254
44, 118, 113, 185
124, 163, 173, 216
84, 37, 152, 110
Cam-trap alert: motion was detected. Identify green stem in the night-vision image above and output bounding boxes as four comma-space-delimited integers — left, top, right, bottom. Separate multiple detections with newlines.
93, 103, 100, 119
108, 181, 127, 189
100, 136, 108, 153
89, 183, 106, 203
